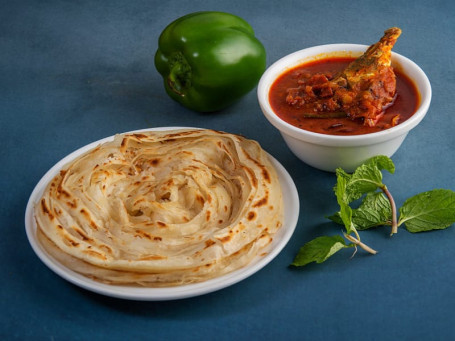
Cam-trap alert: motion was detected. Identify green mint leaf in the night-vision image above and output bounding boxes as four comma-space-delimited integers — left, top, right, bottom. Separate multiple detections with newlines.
334, 174, 355, 234
345, 166, 383, 202
352, 192, 393, 230
399, 189, 455, 232
365, 155, 396, 174
291, 236, 353, 267
333, 168, 351, 202
336, 155, 395, 203
328, 192, 392, 230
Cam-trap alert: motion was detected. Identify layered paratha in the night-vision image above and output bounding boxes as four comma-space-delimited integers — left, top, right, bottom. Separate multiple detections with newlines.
35, 129, 283, 287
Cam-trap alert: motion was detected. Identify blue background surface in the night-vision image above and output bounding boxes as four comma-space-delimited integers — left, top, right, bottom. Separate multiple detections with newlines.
1, 0, 455, 339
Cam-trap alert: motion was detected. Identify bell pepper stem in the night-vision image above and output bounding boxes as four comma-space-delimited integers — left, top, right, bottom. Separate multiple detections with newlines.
167, 53, 191, 97
168, 63, 184, 96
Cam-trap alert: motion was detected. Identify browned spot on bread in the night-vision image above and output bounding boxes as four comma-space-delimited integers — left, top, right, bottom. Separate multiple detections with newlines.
135, 229, 152, 240
157, 221, 167, 228
65, 199, 78, 209
150, 158, 160, 166
73, 226, 92, 242
64, 235, 79, 247
196, 194, 205, 205
257, 234, 273, 249
40, 199, 54, 220
205, 239, 216, 248
216, 235, 232, 243
154, 236, 162, 241
90, 221, 99, 230
247, 211, 257, 221
79, 208, 90, 219
56, 182, 71, 198
206, 210, 211, 221
262, 168, 271, 183
253, 196, 268, 208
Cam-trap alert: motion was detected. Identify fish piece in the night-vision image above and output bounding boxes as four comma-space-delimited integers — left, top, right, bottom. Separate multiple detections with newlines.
336, 27, 402, 85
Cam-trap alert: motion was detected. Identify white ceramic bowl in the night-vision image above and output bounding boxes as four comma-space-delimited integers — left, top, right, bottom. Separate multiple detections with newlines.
258, 44, 432, 172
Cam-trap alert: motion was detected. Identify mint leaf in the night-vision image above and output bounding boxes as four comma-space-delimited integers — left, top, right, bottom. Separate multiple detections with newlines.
291, 236, 353, 267
399, 189, 455, 232
334, 174, 355, 234
334, 168, 351, 202
337, 155, 395, 203
328, 192, 392, 230
345, 165, 382, 202
352, 192, 392, 230
365, 155, 395, 174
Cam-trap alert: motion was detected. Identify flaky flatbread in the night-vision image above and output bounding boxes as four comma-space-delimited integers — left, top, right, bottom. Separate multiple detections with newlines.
35, 129, 283, 287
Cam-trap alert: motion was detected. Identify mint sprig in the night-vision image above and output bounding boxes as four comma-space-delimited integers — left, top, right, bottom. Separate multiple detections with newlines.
292, 155, 455, 267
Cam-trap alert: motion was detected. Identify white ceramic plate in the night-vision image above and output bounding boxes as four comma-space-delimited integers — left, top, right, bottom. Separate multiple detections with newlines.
25, 127, 300, 301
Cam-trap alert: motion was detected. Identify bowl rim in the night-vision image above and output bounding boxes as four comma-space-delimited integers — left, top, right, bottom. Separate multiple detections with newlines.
257, 43, 432, 147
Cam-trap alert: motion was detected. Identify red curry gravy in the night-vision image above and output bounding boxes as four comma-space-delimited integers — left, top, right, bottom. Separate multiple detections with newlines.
269, 57, 420, 135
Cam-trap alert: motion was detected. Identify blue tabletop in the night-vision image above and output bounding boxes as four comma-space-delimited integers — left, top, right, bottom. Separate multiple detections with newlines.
2, 0, 455, 339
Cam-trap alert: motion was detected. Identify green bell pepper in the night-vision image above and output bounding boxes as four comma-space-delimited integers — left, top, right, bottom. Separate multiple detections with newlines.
154, 11, 266, 112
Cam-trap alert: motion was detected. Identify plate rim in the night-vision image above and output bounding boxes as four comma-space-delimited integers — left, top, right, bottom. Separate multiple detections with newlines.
24, 127, 300, 301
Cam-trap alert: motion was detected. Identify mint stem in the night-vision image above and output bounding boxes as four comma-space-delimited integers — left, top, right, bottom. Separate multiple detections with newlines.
344, 232, 377, 255
381, 185, 398, 235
